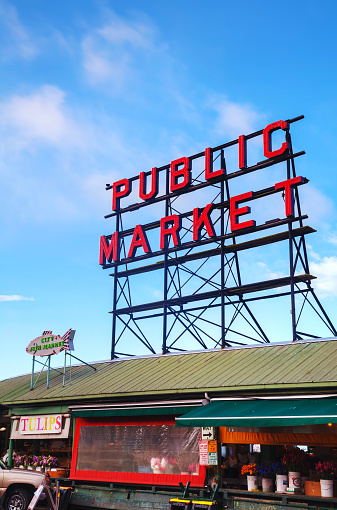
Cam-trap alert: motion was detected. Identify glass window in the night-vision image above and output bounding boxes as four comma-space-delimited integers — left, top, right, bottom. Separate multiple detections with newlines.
76, 424, 200, 475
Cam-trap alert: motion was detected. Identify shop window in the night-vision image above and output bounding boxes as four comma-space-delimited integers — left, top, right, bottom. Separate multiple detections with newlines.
71, 417, 205, 487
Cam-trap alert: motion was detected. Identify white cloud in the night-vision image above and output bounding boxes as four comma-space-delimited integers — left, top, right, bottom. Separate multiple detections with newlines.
300, 184, 336, 227
98, 17, 154, 48
211, 97, 265, 139
0, 85, 85, 148
82, 36, 130, 87
327, 233, 337, 246
82, 13, 156, 87
0, 295, 34, 302
0, 0, 37, 60
310, 256, 337, 298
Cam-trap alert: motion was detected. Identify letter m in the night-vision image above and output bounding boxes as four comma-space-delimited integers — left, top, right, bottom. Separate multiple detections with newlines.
99, 232, 119, 265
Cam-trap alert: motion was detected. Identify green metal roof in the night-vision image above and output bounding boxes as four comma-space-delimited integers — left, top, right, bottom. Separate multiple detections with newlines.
1, 338, 337, 408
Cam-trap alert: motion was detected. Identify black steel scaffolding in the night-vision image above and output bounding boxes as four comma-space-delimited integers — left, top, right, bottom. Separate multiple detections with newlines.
101, 115, 337, 358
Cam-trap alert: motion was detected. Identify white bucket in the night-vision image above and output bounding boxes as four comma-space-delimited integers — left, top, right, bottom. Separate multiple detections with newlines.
320, 479, 333, 498
276, 474, 288, 492
247, 475, 258, 491
288, 471, 301, 490
262, 478, 273, 492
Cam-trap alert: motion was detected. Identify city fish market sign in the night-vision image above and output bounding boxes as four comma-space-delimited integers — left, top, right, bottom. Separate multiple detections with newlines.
26, 329, 75, 357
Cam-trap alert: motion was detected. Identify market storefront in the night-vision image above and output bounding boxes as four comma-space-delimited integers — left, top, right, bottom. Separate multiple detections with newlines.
9, 407, 72, 475
176, 397, 337, 500
2, 339, 337, 509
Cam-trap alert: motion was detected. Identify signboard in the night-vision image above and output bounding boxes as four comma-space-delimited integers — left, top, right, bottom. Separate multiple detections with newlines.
207, 452, 218, 465
208, 440, 217, 453
202, 427, 215, 441
100, 120, 305, 267
199, 440, 209, 466
199, 440, 218, 465
26, 329, 75, 357
99, 114, 337, 358
19, 415, 62, 435
28, 484, 44, 510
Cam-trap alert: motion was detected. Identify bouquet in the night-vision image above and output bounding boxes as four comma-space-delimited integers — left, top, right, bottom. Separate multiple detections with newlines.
257, 463, 275, 479
282, 448, 309, 472
272, 461, 287, 475
241, 463, 258, 476
315, 461, 337, 480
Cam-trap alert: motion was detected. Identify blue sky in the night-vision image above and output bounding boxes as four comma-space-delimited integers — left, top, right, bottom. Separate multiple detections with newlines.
1, 0, 337, 380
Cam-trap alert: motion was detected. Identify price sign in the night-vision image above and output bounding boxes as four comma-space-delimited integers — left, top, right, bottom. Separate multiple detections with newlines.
208, 452, 218, 465
208, 440, 217, 452
199, 440, 209, 465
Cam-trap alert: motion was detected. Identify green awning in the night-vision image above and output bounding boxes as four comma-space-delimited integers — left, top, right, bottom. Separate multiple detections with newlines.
72, 405, 199, 418
175, 398, 337, 428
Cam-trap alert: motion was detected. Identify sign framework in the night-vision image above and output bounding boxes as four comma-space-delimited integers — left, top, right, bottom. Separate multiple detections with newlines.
100, 115, 337, 358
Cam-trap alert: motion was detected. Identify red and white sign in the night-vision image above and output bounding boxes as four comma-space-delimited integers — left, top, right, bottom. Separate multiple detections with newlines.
26, 329, 75, 357
199, 440, 209, 466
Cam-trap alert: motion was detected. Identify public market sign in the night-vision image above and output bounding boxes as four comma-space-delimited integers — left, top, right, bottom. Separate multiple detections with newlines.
19, 415, 62, 435
26, 329, 75, 357
99, 120, 306, 267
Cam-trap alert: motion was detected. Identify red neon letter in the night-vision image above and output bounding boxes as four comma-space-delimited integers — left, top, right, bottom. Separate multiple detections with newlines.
205, 147, 224, 180
160, 215, 181, 249
170, 157, 191, 192
263, 120, 289, 159
127, 224, 151, 258
139, 167, 158, 201
193, 203, 215, 241
230, 191, 256, 231
99, 232, 119, 264
112, 178, 131, 210
275, 176, 304, 217
238, 135, 247, 169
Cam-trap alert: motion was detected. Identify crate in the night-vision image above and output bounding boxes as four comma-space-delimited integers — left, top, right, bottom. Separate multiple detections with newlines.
304, 481, 321, 497
169, 498, 192, 510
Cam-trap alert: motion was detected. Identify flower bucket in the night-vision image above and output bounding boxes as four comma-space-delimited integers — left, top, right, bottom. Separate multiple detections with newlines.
288, 471, 301, 491
262, 478, 273, 492
247, 475, 258, 491
276, 474, 288, 492
320, 479, 333, 498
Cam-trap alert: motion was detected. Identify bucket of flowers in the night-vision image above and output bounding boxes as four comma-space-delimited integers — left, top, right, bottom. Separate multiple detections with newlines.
241, 463, 258, 491
315, 461, 337, 498
258, 463, 275, 493
272, 461, 288, 492
282, 447, 309, 492
13, 454, 25, 469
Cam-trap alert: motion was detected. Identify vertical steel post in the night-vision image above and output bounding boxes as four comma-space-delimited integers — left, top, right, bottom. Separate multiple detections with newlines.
220, 150, 226, 348
30, 355, 35, 390
47, 355, 51, 389
162, 166, 170, 354
7, 437, 14, 468
111, 211, 120, 359
63, 351, 67, 387
286, 146, 297, 342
